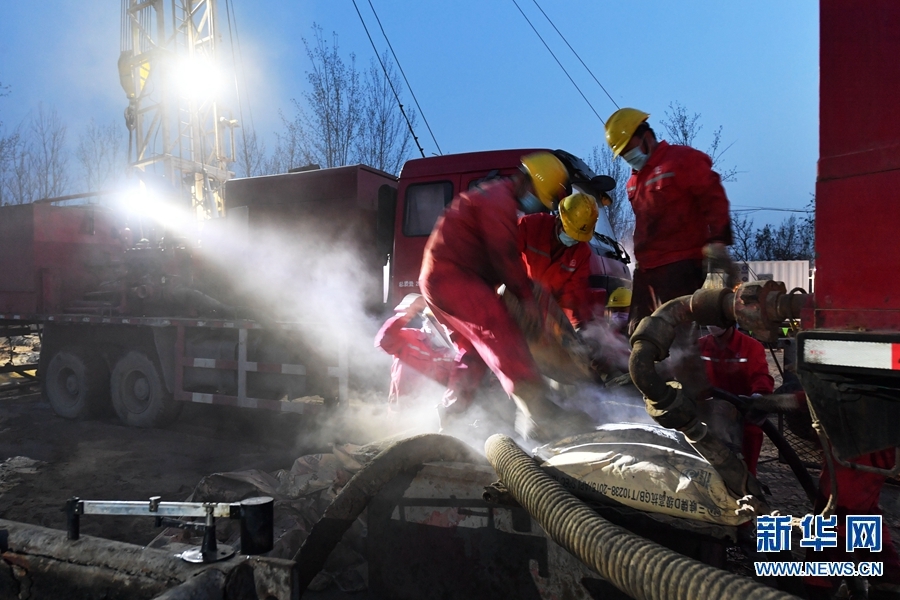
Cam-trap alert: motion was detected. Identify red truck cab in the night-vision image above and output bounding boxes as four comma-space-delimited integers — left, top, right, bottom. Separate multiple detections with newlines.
381, 148, 631, 309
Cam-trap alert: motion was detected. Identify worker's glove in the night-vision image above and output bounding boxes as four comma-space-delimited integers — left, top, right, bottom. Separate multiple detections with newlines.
703, 242, 741, 289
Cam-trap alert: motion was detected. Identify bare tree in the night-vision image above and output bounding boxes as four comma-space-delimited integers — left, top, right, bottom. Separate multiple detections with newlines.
29, 104, 70, 200
0, 105, 72, 204
0, 81, 18, 206
76, 119, 126, 191
234, 128, 270, 177
752, 214, 815, 261
586, 144, 634, 244
660, 101, 738, 182
289, 25, 363, 169
355, 52, 416, 176
730, 211, 756, 262
267, 108, 309, 173
1, 129, 35, 205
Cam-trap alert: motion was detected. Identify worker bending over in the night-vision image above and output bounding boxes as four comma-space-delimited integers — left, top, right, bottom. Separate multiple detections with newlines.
605, 108, 737, 335
375, 293, 456, 412
517, 192, 599, 330
419, 152, 592, 442
698, 324, 773, 475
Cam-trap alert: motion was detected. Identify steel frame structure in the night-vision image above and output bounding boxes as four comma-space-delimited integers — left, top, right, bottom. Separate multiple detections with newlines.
119, 0, 235, 217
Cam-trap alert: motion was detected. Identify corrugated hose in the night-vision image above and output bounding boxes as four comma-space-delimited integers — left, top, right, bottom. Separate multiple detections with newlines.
485, 433, 798, 600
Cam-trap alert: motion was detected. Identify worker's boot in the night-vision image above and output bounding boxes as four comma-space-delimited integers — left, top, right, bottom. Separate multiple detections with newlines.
511, 379, 594, 444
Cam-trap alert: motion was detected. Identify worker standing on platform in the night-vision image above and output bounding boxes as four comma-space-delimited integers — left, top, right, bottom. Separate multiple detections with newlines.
605, 108, 737, 335
517, 192, 600, 330
419, 152, 592, 441
698, 324, 774, 475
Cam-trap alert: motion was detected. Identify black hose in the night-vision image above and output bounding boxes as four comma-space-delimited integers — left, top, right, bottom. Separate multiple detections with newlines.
292, 434, 484, 594
485, 434, 795, 600
710, 388, 818, 505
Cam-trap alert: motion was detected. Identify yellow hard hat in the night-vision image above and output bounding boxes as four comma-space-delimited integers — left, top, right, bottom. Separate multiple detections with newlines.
521, 152, 569, 209
558, 192, 599, 243
607, 287, 632, 308
605, 108, 650, 158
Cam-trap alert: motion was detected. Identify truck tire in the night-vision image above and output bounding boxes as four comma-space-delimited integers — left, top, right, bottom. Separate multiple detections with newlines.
110, 351, 182, 428
43, 348, 109, 419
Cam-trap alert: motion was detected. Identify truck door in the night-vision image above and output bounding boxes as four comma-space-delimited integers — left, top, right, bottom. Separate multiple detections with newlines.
389, 176, 459, 305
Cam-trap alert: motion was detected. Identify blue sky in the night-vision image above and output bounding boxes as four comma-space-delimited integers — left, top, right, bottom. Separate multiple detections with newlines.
0, 1, 818, 225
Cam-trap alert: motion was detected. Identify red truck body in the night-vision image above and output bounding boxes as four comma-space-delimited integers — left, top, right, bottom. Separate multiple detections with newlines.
0, 203, 125, 315
795, 0, 900, 459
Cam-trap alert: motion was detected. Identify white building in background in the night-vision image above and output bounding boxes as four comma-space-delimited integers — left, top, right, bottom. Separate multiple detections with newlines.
740, 260, 814, 294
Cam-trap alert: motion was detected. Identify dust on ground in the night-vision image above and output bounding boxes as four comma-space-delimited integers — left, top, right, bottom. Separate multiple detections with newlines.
0, 336, 898, 596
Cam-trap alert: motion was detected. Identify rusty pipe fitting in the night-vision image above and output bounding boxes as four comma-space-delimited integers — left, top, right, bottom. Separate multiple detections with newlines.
776, 289, 808, 321
733, 280, 808, 343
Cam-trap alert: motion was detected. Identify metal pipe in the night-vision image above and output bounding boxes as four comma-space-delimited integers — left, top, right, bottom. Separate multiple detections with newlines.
485, 434, 794, 600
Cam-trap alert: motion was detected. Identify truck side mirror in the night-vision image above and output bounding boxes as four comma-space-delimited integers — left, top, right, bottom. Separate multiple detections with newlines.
376, 185, 397, 266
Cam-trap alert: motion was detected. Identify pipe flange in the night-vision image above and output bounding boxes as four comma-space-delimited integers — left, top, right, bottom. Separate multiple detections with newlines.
689, 288, 735, 327
733, 280, 787, 343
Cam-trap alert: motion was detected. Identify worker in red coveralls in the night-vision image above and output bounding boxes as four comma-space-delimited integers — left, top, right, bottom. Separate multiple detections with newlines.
374, 293, 456, 412
517, 192, 600, 330
605, 108, 738, 335
419, 152, 592, 442
698, 324, 774, 475
804, 448, 900, 599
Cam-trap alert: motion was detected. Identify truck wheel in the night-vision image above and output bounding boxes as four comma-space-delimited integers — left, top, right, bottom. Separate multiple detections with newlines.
43, 348, 109, 419
110, 351, 181, 428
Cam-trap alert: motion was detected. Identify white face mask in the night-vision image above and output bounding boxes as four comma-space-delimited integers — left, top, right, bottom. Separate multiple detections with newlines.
708, 325, 727, 337
558, 230, 578, 247
622, 146, 649, 171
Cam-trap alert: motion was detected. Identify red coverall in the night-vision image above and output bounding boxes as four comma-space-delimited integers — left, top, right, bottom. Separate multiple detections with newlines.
419, 178, 542, 413
805, 449, 900, 593
517, 212, 593, 329
626, 141, 732, 333
698, 329, 774, 475
374, 313, 455, 410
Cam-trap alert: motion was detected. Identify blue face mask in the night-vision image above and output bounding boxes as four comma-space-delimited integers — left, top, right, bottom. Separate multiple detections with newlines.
558, 230, 578, 247
623, 146, 649, 171
519, 192, 544, 214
